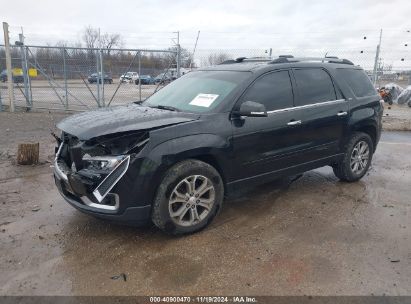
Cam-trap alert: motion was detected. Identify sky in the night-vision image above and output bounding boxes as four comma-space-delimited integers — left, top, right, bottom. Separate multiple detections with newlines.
2, 0, 411, 69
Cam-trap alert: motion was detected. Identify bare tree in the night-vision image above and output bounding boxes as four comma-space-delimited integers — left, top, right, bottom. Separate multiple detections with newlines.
82, 26, 123, 50
202, 53, 231, 66
55, 40, 68, 48
161, 46, 193, 68
101, 33, 123, 51
82, 26, 99, 49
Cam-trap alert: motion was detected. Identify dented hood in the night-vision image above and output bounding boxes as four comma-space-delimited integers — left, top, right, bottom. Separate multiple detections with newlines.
57, 104, 199, 140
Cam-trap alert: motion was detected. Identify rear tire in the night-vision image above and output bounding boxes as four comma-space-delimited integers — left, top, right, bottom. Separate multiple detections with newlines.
151, 159, 224, 235
333, 132, 374, 182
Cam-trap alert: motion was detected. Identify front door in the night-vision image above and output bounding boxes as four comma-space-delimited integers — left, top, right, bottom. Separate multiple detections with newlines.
230, 70, 304, 183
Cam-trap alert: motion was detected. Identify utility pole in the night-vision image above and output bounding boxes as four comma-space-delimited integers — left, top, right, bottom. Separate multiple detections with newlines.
407, 30, 411, 86
62, 47, 68, 109
0, 81, 2, 112
96, 51, 100, 107
372, 29, 383, 87
19, 31, 31, 109
138, 51, 141, 101
3, 22, 15, 112
95, 28, 101, 108
190, 31, 200, 69
98, 28, 105, 106
174, 31, 181, 78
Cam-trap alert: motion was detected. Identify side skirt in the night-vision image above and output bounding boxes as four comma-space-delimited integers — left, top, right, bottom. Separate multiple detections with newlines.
226, 154, 344, 194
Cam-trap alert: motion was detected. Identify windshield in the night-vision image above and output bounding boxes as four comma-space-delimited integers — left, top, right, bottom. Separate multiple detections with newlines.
143, 71, 250, 113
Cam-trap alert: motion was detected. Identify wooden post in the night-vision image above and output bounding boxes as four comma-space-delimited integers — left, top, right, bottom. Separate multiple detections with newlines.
17, 143, 39, 165
3, 22, 15, 112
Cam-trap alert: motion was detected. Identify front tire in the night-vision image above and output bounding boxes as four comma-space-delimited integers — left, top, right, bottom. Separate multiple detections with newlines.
151, 160, 224, 235
333, 132, 374, 182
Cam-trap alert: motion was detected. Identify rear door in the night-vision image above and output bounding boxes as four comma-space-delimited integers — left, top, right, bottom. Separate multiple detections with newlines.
289, 68, 349, 163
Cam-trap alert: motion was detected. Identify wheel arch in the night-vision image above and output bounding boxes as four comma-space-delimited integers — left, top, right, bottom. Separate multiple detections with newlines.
158, 153, 227, 198
351, 123, 377, 152
143, 134, 230, 204
188, 154, 227, 192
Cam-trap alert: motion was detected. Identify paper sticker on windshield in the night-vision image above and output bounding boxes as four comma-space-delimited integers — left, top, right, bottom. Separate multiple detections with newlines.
189, 94, 219, 107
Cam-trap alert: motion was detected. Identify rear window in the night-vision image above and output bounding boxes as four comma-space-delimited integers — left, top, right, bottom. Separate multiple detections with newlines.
337, 69, 376, 97
293, 68, 337, 106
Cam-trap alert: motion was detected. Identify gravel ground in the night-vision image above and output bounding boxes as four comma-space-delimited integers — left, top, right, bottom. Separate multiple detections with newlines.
0, 111, 410, 296
382, 104, 411, 131
0, 80, 160, 111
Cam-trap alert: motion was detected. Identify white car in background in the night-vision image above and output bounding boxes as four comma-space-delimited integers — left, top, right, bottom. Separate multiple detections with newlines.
119, 72, 139, 83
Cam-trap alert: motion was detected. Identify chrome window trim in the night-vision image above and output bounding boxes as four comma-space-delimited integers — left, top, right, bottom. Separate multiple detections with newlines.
266, 99, 346, 115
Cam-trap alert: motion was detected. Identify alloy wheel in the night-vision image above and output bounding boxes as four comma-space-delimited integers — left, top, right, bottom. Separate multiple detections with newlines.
350, 140, 370, 175
168, 175, 215, 227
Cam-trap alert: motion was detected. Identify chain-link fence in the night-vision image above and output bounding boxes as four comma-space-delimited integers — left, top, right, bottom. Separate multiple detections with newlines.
0, 45, 179, 111
1, 43, 411, 112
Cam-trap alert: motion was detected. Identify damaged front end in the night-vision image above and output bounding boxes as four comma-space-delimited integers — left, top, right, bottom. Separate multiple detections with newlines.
53, 131, 148, 212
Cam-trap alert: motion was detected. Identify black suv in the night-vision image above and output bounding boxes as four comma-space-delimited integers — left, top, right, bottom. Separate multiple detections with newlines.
54, 56, 383, 235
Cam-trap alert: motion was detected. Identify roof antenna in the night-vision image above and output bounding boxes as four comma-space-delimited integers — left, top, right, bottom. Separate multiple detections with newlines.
190, 30, 200, 69
323, 52, 328, 62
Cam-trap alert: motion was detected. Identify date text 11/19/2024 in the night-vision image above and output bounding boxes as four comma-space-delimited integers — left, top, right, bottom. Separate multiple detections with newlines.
149, 296, 257, 303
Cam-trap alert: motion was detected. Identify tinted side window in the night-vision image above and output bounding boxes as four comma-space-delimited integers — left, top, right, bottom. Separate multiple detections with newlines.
240, 71, 293, 111
293, 69, 337, 106
337, 69, 376, 97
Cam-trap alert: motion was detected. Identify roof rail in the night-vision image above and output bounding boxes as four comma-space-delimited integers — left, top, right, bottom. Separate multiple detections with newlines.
220, 56, 355, 65
219, 59, 237, 64
219, 56, 272, 64
270, 56, 354, 65
236, 56, 272, 62
235, 57, 247, 62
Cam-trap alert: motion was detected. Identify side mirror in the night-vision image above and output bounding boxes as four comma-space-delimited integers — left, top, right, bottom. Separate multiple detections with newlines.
234, 101, 267, 117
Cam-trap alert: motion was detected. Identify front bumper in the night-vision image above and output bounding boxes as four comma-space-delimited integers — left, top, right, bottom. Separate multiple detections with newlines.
53, 143, 152, 225
54, 172, 151, 225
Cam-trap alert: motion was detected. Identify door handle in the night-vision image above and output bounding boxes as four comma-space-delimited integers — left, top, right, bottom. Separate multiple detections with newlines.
337, 111, 348, 116
287, 120, 302, 126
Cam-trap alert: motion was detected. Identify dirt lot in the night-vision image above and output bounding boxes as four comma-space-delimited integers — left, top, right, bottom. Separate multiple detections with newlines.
0, 111, 410, 296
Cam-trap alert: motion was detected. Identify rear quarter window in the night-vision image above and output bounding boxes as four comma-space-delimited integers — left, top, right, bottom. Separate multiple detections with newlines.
337, 68, 376, 97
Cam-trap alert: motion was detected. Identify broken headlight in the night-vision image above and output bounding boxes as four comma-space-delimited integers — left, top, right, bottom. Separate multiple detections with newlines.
82, 155, 125, 171
75, 154, 130, 202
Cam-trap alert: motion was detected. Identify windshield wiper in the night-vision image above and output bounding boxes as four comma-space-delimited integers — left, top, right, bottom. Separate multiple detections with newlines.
151, 105, 180, 112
